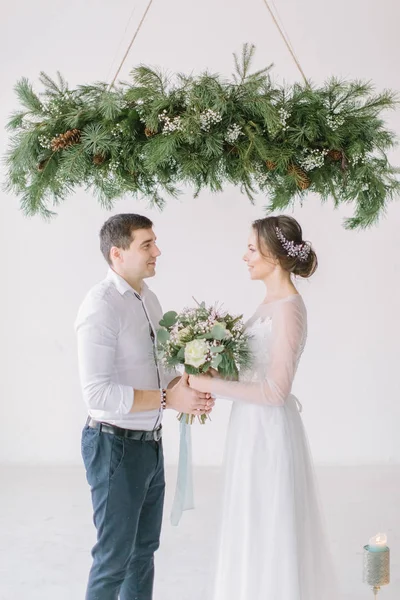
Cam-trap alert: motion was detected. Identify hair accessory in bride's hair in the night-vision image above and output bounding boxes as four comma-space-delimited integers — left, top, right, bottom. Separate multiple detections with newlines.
275, 227, 311, 262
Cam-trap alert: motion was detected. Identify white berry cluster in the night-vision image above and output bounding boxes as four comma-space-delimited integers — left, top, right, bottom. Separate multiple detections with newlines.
169, 323, 186, 345
193, 321, 211, 336
278, 107, 290, 131
253, 164, 270, 186
42, 100, 62, 118
347, 178, 370, 195
255, 173, 270, 186
159, 110, 184, 134
298, 148, 328, 171
199, 109, 222, 132
349, 152, 366, 166
180, 307, 197, 319
232, 321, 243, 334
225, 124, 243, 143
94, 171, 110, 184
135, 98, 155, 124
326, 113, 345, 131
42, 91, 74, 116
134, 99, 146, 123
167, 157, 178, 168
38, 134, 52, 149
232, 333, 247, 363
110, 123, 124, 138
108, 159, 120, 173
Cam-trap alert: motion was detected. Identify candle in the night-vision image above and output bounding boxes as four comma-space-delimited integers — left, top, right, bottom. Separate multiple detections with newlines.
368, 533, 388, 552
363, 534, 390, 591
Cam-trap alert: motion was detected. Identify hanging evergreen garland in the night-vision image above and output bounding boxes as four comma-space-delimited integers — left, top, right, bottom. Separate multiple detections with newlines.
4, 45, 399, 228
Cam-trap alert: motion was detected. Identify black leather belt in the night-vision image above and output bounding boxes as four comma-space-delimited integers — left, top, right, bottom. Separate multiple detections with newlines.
87, 418, 162, 442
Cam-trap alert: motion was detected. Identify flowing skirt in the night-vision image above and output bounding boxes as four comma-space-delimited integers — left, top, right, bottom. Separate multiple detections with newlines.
212, 395, 336, 600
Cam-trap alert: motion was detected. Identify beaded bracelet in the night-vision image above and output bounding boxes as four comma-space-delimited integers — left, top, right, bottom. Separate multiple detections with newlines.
160, 388, 167, 410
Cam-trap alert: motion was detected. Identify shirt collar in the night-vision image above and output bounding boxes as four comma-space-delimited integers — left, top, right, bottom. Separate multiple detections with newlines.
107, 268, 148, 298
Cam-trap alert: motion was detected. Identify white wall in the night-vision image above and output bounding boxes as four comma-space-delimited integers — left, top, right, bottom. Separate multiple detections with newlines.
1, 0, 400, 466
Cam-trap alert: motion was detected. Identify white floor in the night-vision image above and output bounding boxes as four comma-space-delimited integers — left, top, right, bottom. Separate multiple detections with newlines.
0, 465, 398, 600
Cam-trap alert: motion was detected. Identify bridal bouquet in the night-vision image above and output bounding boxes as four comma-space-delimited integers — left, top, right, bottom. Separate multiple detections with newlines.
157, 301, 252, 423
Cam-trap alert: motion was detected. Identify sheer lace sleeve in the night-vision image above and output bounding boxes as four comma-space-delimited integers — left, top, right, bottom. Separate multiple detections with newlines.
210, 298, 306, 406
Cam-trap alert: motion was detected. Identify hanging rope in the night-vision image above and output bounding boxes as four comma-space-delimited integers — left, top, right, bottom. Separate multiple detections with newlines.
107, 0, 308, 89
260, 0, 309, 85
270, 0, 300, 63
105, 4, 138, 82
108, 0, 154, 89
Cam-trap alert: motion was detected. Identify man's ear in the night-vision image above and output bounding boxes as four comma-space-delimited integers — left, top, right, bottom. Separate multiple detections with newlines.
110, 246, 122, 264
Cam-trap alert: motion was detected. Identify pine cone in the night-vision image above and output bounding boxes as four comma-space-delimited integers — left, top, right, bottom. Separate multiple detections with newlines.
51, 129, 81, 152
265, 160, 277, 171
328, 149, 343, 161
37, 158, 49, 172
93, 153, 106, 165
144, 127, 156, 138
287, 163, 311, 190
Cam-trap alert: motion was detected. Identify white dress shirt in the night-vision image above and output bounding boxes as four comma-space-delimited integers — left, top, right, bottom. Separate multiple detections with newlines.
75, 269, 176, 430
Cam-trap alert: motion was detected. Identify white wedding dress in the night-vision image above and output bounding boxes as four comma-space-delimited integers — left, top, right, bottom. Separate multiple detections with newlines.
210, 295, 336, 600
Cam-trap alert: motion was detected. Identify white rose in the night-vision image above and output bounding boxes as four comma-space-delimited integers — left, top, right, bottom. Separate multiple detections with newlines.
184, 339, 209, 369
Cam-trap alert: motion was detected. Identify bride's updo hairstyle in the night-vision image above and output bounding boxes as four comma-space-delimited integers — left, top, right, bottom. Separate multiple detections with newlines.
252, 215, 317, 279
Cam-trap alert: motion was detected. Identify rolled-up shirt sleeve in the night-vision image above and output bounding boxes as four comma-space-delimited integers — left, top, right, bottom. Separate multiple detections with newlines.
75, 295, 134, 415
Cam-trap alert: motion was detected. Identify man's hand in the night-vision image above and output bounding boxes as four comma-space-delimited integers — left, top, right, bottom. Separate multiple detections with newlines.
208, 368, 220, 378
166, 372, 214, 415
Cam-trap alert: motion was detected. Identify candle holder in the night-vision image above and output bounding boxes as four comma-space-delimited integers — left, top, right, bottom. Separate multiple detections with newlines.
363, 544, 390, 597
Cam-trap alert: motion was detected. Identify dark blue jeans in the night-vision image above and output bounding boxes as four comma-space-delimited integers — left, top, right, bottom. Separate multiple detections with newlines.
81, 425, 165, 600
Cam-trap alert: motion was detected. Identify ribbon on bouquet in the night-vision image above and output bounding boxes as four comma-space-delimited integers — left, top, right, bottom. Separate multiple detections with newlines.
170, 419, 194, 526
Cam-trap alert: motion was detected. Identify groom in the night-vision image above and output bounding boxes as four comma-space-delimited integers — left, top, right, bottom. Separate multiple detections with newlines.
75, 213, 213, 600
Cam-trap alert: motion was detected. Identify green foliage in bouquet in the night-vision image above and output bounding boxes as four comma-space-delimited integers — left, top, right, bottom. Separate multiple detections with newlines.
157, 302, 252, 379
5, 44, 399, 228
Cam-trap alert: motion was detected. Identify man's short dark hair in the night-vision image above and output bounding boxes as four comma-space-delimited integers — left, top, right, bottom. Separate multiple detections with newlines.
100, 213, 153, 265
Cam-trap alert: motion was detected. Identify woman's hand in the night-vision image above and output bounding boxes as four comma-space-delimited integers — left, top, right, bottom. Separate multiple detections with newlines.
188, 374, 214, 394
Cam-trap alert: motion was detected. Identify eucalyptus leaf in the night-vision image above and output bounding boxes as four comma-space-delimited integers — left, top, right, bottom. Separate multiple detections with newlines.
160, 311, 178, 328
157, 328, 170, 344
211, 354, 222, 369
210, 345, 224, 353
211, 324, 228, 340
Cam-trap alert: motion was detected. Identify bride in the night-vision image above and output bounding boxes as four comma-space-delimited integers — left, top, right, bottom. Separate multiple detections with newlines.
189, 215, 336, 600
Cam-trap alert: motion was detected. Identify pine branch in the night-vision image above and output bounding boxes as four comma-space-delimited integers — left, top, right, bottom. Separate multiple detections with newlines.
98, 91, 124, 120
39, 71, 68, 96
14, 78, 43, 113
4, 44, 399, 227
350, 91, 398, 116
81, 123, 113, 155
131, 65, 169, 94
6, 111, 27, 131
233, 43, 256, 84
